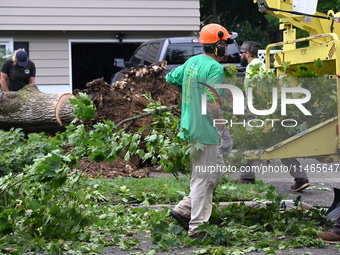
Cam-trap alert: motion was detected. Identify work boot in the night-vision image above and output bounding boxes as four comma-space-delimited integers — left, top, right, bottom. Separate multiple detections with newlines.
170, 210, 190, 231
318, 231, 340, 243
290, 180, 310, 192
189, 231, 208, 241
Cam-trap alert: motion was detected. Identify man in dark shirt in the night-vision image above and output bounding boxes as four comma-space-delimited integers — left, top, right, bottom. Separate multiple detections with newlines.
0, 49, 36, 91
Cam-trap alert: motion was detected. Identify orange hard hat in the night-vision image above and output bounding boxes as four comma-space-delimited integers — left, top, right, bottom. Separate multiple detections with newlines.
198, 23, 231, 44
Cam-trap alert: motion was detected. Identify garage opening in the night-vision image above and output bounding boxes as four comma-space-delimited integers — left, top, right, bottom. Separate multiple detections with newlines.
71, 42, 141, 91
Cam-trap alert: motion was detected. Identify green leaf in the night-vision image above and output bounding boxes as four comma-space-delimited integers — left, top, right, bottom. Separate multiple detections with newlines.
124, 151, 131, 162
147, 134, 158, 142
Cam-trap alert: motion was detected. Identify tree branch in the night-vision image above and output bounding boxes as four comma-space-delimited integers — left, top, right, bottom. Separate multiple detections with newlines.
114, 105, 181, 130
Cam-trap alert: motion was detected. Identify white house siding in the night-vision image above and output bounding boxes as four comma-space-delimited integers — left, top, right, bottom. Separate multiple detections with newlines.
0, 30, 197, 93
0, 1, 200, 93
0, 0, 200, 31
0, 31, 70, 92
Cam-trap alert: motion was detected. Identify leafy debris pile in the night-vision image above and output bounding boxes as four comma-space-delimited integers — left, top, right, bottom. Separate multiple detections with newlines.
73, 62, 182, 178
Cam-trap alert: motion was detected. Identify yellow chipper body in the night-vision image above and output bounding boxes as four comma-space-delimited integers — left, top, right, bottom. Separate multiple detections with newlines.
244, 0, 340, 162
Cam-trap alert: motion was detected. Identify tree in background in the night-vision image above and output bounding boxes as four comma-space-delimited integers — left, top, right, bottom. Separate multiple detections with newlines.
200, 0, 280, 47
0, 49, 11, 69
200, 0, 337, 47
0, 49, 12, 91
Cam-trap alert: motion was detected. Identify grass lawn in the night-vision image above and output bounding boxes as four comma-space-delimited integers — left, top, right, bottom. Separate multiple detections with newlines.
82, 175, 279, 206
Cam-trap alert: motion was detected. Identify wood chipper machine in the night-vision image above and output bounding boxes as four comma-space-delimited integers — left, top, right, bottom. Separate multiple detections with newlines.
243, 0, 340, 163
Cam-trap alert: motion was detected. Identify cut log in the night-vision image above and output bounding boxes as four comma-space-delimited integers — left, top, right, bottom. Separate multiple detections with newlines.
0, 85, 75, 133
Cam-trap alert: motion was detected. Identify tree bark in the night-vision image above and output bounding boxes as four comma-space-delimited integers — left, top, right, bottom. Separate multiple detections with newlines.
0, 85, 75, 133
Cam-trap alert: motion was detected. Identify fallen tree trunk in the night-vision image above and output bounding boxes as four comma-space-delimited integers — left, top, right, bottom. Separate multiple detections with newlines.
0, 85, 75, 133
0, 62, 181, 135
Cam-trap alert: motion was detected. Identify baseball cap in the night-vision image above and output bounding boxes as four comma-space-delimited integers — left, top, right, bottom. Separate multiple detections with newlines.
16, 50, 28, 67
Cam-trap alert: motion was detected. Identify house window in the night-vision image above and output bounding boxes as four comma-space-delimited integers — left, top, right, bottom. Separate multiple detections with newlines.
0, 38, 14, 58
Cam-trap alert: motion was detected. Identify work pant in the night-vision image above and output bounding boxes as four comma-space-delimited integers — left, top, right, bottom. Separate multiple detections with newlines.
240, 158, 308, 183
173, 144, 225, 236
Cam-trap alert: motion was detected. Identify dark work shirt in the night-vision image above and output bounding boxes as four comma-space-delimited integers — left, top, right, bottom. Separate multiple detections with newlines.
1, 59, 36, 91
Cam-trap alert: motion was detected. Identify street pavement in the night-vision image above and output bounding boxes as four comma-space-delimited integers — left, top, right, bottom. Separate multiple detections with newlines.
231, 158, 340, 208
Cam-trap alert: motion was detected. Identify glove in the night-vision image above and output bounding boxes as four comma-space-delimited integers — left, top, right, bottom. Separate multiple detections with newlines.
218, 129, 233, 158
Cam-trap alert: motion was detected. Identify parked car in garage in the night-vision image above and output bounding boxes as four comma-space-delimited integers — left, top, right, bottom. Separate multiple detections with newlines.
111, 36, 243, 84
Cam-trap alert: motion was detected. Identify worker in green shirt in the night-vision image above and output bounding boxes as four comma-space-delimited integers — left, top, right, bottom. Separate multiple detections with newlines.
166, 23, 233, 239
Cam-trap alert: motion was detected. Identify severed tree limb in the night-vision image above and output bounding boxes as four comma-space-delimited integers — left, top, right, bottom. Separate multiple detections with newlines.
114, 105, 180, 130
